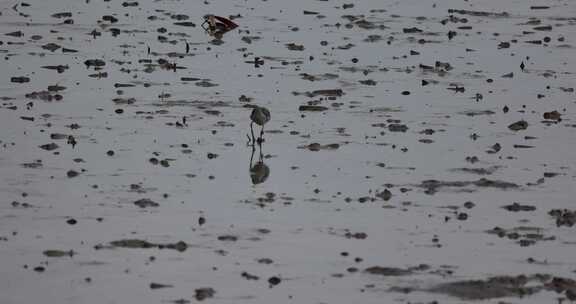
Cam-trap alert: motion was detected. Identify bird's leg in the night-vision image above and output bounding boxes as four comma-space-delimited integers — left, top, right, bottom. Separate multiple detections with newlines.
258, 125, 265, 144
258, 143, 263, 162
249, 144, 255, 169
250, 121, 256, 146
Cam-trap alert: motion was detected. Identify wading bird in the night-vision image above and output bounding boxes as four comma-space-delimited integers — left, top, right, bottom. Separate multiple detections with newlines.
249, 106, 271, 145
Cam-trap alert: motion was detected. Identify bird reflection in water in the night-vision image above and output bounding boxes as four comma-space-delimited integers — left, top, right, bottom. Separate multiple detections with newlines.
249, 143, 270, 185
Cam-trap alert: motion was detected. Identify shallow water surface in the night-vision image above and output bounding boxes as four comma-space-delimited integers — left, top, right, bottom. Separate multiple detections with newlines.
1, 0, 576, 303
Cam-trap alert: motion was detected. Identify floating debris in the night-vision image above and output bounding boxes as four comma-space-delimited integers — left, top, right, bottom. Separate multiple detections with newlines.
133, 198, 159, 208
430, 275, 537, 299
43, 250, 75, 258
508, 120, 528, 131
98, 239, 188, 252
11, 76, 30, 83
194, 287, 215, 301
298, 105, 328, 112
549, 209, 576, 227
39, 143, 59, 151
416, 178, 520, 194
502, 203, 536, 212
299, 143, 340, 151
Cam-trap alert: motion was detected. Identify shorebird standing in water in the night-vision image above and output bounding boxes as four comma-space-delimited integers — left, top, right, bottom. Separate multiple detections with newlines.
249, 106, 270, 145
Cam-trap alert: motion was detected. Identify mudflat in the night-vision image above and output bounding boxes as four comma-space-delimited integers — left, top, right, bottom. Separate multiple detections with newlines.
1, 0, 576, 303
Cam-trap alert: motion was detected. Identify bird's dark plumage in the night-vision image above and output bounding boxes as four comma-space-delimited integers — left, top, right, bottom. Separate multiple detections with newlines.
249, 106, 270, 145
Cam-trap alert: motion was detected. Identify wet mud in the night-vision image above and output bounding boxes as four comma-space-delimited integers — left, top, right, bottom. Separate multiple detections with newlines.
1, 0, 576, 303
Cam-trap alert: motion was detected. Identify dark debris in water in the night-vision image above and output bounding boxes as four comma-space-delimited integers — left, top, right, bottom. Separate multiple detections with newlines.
150, 282, 173, 289
449, 166, 500, 175
293, 89, 344, 98
365, 265, 426, 276
43, 249, 75, 258
486, 226, 555, 246
502, 202, 536, 212
416, 178, 520, 194
299, 143, 340, 151
508, 120, 529, 131
96, 239, 188, 252
133, 198, 159, 208
366, 264, 455, 277
194, 287, 215, 301
549, 209, 576, 227
299, 105, 328, 112
427, 274, 576, 300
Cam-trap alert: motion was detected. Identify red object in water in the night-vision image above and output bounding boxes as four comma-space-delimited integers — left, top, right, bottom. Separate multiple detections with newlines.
212, 15, 238, 30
